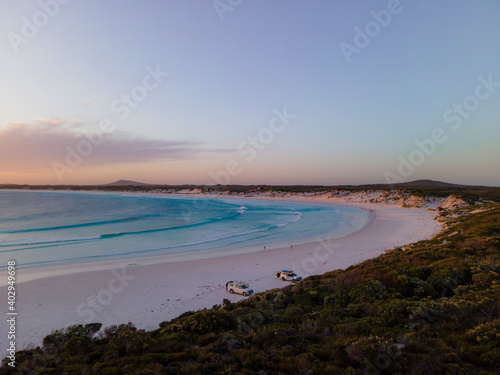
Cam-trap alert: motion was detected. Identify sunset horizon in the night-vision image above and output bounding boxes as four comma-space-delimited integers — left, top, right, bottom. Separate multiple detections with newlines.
1, 1, 499, 187
2, 177, 499, 189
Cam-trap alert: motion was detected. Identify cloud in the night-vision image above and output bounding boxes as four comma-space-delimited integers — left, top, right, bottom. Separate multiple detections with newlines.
0, 119, 227, 172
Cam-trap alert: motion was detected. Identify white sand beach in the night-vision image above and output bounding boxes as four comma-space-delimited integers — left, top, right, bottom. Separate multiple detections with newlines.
0, 196, 442, 353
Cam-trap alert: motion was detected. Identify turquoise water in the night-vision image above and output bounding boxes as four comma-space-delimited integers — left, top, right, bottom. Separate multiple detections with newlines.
0, 190, 370, 269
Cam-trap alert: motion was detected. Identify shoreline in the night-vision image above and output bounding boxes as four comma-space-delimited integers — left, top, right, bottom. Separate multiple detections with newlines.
0, 195, 442, 353
0, 193, 374, 286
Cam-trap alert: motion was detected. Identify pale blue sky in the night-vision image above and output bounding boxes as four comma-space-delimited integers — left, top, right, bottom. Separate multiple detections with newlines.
1, 0, 499, 185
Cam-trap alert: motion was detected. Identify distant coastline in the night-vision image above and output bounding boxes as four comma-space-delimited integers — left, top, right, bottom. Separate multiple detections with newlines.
2, 178, 498, 204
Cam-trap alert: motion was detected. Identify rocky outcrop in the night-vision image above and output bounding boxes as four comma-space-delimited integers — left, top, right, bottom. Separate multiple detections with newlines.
438, 195, 468, 210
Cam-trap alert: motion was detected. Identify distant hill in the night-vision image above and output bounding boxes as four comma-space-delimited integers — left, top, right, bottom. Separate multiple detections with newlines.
103, 180, 151, 187
261, 179, 473, 192
392, 179, 467, 188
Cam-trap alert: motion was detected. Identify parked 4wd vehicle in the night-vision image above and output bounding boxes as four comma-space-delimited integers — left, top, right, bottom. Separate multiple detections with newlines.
275, 270, 302, 281
226, 281, 253, 296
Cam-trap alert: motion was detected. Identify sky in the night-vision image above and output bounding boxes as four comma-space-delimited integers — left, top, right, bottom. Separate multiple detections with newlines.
0, 0, 499, 186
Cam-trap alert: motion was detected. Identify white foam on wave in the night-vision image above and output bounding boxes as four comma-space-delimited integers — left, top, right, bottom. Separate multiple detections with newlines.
0, 236, 101, 248
275, 211, 302, 227
171, 227, 270, 248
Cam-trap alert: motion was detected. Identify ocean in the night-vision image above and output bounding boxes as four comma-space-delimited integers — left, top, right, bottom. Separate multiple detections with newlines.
0, 190, 371, 269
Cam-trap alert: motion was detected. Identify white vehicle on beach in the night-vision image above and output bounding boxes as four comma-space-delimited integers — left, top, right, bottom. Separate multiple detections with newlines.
275, 270, 302, 281
226, 281, 253, 296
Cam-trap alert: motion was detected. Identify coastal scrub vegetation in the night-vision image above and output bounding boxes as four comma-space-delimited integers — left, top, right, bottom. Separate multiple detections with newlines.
2, 203, 499, 374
